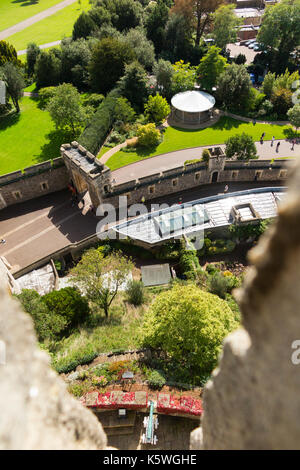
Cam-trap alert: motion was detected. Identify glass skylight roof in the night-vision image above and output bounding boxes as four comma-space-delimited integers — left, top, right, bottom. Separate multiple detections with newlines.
153, 205, 209, 237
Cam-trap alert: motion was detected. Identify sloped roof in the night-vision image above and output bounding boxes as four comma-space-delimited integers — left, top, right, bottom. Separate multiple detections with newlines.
171, 90, 215, 113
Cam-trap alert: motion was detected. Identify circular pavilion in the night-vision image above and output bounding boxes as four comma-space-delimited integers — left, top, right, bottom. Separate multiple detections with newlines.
171, 90, 215, 125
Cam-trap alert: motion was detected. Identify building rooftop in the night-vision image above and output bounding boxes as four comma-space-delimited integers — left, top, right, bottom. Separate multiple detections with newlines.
235, 8, 263, 17
171, 90, 215, 113
112, 187, 286, 246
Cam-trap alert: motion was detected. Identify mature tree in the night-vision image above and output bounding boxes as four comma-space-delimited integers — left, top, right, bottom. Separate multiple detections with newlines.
144, 94, 170, 124
257, 0, 300, 73
153, 59, 174, 99
60, 38, 92, 90
16, 289, 68, 342
26, 42, 40, 76
137, 123, 161, 147
197, 45, 227, 91
72, 11, 97, 40
34, 50, 61, 88
89, 37, 135, 93
0, 40, 18, 66
287, 103, 300, 130
118, 61, 149, 111
212, 4, 242, 50
70, 248, 133, 317
164, 13, 192, 62
47, 83, 89, 134
171, 60, 196, 95
0, 63, 24, 113
271, 87, 293, 117
171, 0, 222, 46
145, 0, 169, 54
262, 71, 276, 99
89, 6, 112, 29
43, 287, 90, 330
94, 0, 143, 32
216, 63, 252, 111
124, 28, 155, 71
225, 133, 257, 160
142, 284, 238, 373
114, 96, 136, 123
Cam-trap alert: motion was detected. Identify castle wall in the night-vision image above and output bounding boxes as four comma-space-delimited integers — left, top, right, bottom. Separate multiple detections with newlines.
105, 159, 289, 207
0, 158, 69, 208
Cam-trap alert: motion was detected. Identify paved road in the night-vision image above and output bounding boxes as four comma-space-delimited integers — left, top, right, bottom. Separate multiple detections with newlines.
0, 182, 285, 273
0, 0, 77, 40
111, 140, 300, 185
18, 40, 62, 56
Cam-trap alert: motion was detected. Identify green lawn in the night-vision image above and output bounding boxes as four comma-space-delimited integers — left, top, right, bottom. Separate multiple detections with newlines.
0, 0, 63, 32
6, 0, 90, 52
0, 96, 71, 175
105, 117, 292, 171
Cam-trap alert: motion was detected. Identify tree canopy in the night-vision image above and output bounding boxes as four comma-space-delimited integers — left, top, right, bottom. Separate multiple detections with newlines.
142, 284, 238, 373
197, 45, 227, 91
212, 4, 242, 50
70, 248, 133, 317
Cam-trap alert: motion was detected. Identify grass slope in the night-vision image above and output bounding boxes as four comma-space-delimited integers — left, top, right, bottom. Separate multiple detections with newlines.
6, 0, 90, 52
0, 0, 63, 32
0, 96, 70, 175
106, 117, 292, 171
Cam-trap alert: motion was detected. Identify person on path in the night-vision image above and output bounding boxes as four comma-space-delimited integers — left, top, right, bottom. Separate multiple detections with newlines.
291, 139, 296, 151
224, 184, 229, 193
276, 141, 280, 153
271, 136, 275, 147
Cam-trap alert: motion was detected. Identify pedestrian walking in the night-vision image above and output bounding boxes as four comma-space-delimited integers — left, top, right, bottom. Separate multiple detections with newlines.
224, 184, 229, 193
276, 141, 280, 153
271, 136, 275, 147
291, 139, 296, 151
253, 118, 256, 126
178, 197, 183, 205
0, 239, 6, 244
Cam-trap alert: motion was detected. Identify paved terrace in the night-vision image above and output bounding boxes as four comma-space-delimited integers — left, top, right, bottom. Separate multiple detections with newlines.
0, 182, 285, 273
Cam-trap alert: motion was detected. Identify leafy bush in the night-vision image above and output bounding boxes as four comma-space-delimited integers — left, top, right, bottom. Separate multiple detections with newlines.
142, 284, 238, 373
208, 271, 239, 299
52, 344, 98, 373
126, 280, 145, 306
144, 93, 170, 124
147, 370, 166, 389
225, 133, 257, 160
42, 287, 90, 331
38, 86, 56, 109
229, 220, 272, 242
202, 149, 210, 163
137, 123, 161, 147
78, 87, 120, 155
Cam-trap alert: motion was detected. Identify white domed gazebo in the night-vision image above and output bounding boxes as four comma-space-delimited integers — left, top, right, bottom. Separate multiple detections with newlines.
171, 90, 215, 125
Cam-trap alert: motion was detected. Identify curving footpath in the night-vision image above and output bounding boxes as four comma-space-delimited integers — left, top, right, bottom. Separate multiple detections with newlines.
0, 0, 77, 40
110, 139, 300, 185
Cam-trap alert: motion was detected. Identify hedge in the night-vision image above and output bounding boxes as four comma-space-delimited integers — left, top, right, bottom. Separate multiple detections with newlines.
78, 87, 121, 156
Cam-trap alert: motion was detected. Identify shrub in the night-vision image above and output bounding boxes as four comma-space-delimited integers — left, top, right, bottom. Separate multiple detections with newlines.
142, 284, 238, 373
52, 344, 98, 373
144, 94, 170, 124
42, 287, 90, 331
202, 149, 210, 163
78, 87, 120, 155
225, 133, 257, 160
208, 272, 231, 299
137, 123, 161, 147
147, 370, 166, 389
126, 280, 145, 306
271, 87, 292, 117
38, 86, 56, 109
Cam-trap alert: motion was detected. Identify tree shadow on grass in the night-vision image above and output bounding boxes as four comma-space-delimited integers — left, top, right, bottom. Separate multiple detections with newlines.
283, 127, 298, 141
35, 128, 75, 162
0, 110, 20, 131
12, 0, 39, 6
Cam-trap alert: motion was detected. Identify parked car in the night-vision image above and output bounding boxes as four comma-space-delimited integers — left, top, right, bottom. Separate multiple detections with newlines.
249, 42, 258, 49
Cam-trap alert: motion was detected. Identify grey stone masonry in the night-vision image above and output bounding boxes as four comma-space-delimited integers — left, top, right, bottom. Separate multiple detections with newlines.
0, 158, 69, 209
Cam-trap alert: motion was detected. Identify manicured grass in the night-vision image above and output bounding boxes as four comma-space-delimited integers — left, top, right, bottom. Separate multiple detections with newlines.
6, 0, 90, 52
0, 0, 63, 32
105, 117, 293, 171
0, 96, 71, 175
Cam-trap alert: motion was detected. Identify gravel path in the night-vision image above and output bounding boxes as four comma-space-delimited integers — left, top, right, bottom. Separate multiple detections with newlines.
17, 40, 62, 56
0, 0, 77, 40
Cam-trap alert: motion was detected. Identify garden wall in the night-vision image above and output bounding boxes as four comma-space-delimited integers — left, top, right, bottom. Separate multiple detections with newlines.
0, 158, 69, 209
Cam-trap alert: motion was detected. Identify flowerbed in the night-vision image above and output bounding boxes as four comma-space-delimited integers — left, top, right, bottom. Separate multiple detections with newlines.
157, 393, 203, 417
83, 391, 148, 410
